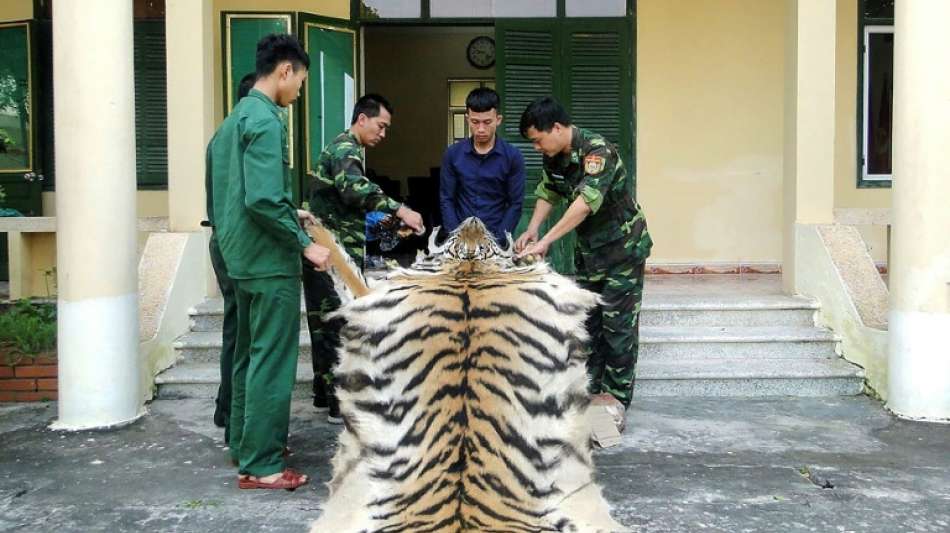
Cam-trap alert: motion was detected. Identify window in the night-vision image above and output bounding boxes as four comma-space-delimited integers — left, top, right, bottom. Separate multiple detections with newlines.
858, 0, 894, 186
0, 23, 33, 174
360, 0, 422, 19
862, 26, 893, 181
565, 0, 626, 17
431, 1, 557, 18
446, 79, 494, 145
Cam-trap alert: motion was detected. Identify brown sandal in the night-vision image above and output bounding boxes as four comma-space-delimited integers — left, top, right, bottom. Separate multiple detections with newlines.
238, 468, 309, 491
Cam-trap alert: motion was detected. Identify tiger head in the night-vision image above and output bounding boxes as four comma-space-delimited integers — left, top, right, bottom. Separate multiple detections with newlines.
412, 217, 516, 272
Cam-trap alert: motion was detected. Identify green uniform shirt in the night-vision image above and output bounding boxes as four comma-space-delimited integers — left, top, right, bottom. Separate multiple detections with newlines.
308, 131, 402, 265
535, 126, 653, 272
208, 89, 311, 279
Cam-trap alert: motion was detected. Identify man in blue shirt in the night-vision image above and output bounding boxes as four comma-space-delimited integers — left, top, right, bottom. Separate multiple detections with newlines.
440, 88, 526, 243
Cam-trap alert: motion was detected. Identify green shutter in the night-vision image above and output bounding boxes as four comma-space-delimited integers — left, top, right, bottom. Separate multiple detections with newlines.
496, 18, 635, 274
563, 19, 634, 190
497, 20, 559, 196
133, 20, 168, 188
497, 20, 579, 273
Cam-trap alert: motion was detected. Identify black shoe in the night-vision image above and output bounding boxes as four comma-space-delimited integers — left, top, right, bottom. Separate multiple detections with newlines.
313, 379, 329, 413
327, 392, 343, 425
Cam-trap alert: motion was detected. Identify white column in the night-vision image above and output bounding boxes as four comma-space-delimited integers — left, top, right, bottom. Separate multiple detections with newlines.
53, 0, 142, 429
782, 0, 837, 293
886, 0, 950, 422
166, 0, 215, 232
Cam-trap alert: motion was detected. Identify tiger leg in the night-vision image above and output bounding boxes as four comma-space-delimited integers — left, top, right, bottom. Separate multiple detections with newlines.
599, 261, 645, 409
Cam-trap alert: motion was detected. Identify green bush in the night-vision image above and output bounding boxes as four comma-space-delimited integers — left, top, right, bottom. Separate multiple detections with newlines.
0, 300, 57, 362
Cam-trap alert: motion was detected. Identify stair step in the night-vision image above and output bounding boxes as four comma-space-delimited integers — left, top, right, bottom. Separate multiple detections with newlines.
155, 363, 314, 400
634, 357, 865, 397
154, 357, 864, 400
174, 326, 838, 364
187, 293, 820, 332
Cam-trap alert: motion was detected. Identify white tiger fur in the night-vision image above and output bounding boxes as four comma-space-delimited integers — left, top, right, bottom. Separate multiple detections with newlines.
311, 217, 628, 533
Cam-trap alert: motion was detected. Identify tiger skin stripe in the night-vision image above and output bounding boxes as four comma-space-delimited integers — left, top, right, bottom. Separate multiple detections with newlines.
310, 218, 628, 533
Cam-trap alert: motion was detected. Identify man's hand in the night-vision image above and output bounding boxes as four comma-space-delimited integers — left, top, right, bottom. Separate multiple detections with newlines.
514, 228, 539, 254
297, 209, 317, 227
303, 243, 331, 271
396, 205, 425, 234
517, 238, 550, 260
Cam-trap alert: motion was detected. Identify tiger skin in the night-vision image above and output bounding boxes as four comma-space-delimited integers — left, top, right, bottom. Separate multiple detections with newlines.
310, 217, 628, 533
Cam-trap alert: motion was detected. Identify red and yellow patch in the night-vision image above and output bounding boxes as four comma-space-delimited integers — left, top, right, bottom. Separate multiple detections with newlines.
584, 155, 606, 175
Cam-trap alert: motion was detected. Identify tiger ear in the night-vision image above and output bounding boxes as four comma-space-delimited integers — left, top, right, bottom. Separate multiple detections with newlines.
427, 226, 446, 255
504, 232, 514, 256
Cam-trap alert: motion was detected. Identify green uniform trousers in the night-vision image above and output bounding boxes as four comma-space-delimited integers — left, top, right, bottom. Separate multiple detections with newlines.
209, 235, 237, 436
228, 275, 301, 477
576, 260, 646, 409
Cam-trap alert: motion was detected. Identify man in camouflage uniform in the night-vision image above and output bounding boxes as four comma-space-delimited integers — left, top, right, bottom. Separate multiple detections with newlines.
306, 93, 424, 423
515, 96, 652, 426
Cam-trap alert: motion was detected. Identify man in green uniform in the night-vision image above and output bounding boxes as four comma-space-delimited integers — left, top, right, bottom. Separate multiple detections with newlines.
515, 96, 652, 430
305, 94, 424, 423
209, 34, 329, 489
208, 72, 256, 440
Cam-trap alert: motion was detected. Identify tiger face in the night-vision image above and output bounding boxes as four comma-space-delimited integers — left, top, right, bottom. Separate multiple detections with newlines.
412, 217, 515, 272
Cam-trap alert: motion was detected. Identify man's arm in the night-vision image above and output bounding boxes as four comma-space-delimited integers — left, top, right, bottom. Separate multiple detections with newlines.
331, 153, 401, 213
331, 153, 424, 232
514, 198, 553, 253
243, 118, 312, 252
500, 149, 526, 236
518, 196, 590, 258
439, 149, 462, 233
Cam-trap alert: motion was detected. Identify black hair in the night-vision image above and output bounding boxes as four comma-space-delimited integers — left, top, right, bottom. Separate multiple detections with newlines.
237, 72, 256, 100
255, 33, 310, 78
465, 87, 500, 113
519, 96, 572, 138
351, 93, 394, 125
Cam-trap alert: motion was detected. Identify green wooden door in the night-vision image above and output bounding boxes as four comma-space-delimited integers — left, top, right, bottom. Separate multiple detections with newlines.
299, 15, 356, 180
0, 21, 43, 281
222, 13, 300, 201
496, 17, 635, 274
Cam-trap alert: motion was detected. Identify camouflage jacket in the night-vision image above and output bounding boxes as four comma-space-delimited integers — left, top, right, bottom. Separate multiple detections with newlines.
536, 126, 652, 272
308, 131, 401, 267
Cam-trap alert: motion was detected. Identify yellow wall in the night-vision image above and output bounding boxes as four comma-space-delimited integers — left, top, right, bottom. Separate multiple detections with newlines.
0, 0, 31, 21
637, 0, 786, 264
834, 0, 889, 262
365, 26, 492, 192
211, 0, 350, 126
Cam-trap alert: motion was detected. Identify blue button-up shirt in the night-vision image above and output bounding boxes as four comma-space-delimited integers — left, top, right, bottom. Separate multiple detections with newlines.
439, 136, 526, 243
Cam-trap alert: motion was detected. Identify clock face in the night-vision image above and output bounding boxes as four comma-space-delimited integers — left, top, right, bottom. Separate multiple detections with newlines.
467, 36, 495, 69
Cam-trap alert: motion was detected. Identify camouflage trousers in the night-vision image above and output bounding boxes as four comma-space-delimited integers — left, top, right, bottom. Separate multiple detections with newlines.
575, 260, 646, 409
301, 264, 344, 399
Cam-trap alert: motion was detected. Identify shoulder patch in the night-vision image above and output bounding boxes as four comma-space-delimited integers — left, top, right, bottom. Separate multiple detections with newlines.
584, 155, 606, 175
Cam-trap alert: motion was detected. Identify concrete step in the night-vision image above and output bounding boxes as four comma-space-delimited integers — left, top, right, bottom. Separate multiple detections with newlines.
155, 363, 314, 400
640, 326, 838, 361
638, 293, 817, 327
174, 326, 839, 364
634, 357, 865, 397
188, 300, 308, 333
187, 293, 819, 332
154, 357, 864, 400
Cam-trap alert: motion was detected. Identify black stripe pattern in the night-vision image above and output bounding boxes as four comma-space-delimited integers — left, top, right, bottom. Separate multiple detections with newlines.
311, 218, 628, 533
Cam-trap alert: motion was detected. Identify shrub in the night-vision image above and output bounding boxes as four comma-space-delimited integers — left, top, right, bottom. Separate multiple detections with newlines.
0, 300, 57, 363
